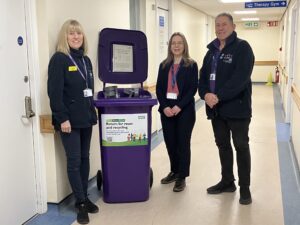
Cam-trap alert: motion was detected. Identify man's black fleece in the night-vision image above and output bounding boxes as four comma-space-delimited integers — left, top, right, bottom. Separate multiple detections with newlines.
198, 31, 255, 119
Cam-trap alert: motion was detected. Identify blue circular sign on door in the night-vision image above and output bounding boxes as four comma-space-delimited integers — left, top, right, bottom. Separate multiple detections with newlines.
17, 36, 23, 46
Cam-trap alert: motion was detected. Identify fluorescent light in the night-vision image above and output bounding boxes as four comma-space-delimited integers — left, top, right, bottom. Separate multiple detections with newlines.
241, 17, 260, 21
220, 0, 252, 3
234, 10, 257, 15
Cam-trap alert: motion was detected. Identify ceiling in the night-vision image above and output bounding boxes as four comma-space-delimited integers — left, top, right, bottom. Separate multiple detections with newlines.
179, 0, 290, 22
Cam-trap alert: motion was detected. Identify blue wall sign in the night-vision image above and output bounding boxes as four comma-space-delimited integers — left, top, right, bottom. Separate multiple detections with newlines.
17, 36, 23, 46
159, 16, 165, 27
245, 1, 287, 8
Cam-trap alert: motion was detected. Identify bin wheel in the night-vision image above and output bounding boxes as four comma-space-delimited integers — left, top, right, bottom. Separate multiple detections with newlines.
97, 170, 103, 191
150, 168, 153, 189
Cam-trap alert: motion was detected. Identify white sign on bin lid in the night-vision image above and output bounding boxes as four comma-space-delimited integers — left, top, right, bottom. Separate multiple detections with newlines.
112, 44, 133, 73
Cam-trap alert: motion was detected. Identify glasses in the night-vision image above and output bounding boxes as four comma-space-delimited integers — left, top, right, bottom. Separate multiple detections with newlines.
171, 42, 184, 46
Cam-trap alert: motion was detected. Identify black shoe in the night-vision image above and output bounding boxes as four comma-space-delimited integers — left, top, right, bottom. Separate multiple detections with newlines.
239, 187, 252, 205
76, 203, 89, 224
173, 178, 186, 192
207, 181, 236, 194
85, 198, 99, 213
161, 172, 177, 184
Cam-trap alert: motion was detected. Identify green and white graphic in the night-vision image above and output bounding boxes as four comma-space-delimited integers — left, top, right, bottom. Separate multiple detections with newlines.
101, 113, 148, 146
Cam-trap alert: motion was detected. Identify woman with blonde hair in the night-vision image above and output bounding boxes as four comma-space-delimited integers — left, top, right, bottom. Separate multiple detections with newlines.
156, 32, 198, 192
48, 19, 98, 224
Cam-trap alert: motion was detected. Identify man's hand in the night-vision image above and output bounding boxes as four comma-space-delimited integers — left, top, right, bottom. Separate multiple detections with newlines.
204, 93, 219, 108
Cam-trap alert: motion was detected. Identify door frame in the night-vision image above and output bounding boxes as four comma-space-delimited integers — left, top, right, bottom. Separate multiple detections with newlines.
155, 0, 170, 131
25, 0, 47, 213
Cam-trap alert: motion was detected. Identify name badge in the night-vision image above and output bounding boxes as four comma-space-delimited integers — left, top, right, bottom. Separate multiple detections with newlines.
210, 73, 216, 81
83, 88, 93, 97
68, 66, 78, 71
166, 92, 177, 100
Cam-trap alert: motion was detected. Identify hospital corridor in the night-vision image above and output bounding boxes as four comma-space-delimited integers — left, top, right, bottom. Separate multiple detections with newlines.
1, 0, 300, 225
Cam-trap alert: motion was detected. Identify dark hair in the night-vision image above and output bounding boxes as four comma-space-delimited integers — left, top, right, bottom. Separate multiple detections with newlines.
215, 12, 234, 24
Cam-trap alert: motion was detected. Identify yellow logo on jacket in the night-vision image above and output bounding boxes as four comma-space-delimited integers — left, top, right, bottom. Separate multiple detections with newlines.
68, 66, 78, 71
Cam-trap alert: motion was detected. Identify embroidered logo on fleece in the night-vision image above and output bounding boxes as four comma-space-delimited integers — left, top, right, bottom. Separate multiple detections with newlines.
220, 54, 233, 64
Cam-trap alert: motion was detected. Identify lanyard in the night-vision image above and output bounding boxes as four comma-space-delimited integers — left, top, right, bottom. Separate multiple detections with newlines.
68, 54, 89, 88
211, 50, 221, 74
171, 63, 181, 89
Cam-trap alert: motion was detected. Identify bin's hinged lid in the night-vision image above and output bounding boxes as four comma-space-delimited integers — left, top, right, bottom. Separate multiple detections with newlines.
98, 28, 148, 84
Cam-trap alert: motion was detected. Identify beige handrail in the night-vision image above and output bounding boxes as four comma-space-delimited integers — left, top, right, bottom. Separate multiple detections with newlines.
292, 84, 300, 111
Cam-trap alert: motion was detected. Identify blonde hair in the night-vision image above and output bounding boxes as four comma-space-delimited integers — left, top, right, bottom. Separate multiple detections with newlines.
56, 19, 88, 55
162, 32, 193, 68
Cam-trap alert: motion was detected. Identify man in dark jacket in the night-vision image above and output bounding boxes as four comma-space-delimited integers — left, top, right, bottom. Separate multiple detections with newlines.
198, 13, 255, 205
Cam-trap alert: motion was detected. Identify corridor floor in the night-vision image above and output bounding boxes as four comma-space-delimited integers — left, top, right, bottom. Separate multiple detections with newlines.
73, 85, 285, 225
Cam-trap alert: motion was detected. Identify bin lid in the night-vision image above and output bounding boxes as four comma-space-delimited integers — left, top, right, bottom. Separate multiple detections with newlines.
98, 28, 148, 84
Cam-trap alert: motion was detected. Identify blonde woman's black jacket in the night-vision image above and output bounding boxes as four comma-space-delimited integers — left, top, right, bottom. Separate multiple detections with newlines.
156, 60, 198, 113
48, 48, 97, 130
198, 31, 255, 119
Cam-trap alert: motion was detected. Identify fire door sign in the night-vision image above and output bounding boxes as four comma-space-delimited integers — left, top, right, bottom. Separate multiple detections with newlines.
244, 21, 260, 29
101, 113, 148, 146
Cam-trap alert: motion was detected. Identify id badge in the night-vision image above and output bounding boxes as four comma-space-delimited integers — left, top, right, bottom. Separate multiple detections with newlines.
210, 73, 216, 81
166, 92, 177, 100
83, 88, 93, 97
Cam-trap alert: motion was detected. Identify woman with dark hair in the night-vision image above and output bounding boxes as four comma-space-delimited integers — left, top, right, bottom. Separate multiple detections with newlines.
156, 32, 198, 192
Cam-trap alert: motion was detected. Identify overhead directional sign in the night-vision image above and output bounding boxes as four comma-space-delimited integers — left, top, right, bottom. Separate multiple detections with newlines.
245, 1, 287, 8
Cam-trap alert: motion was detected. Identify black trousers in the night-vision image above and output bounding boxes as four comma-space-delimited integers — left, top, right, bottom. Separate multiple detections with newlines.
60, 127, 93, 203
161, 105, 196, 178
211, 117, 251, 187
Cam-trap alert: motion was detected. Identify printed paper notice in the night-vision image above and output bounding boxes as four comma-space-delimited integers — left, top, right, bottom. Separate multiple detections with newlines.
101, 114, 148, 146
112, 44, 133, 72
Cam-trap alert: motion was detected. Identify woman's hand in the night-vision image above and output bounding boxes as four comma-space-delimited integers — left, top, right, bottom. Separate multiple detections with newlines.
171, 105, 181, 116
61, 120, 72, 133
163, 107, 174, 117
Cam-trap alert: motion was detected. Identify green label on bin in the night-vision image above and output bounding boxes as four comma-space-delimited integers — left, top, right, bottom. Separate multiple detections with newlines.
101, 113, 148, 147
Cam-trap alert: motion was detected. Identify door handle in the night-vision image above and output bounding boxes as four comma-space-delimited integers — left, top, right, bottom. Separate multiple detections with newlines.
22, 96, 35, 118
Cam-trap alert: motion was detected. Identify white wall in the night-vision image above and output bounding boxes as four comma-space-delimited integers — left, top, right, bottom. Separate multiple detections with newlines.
236, 22, 280, 82
144, 0, 213, 86
145, 0, 158, 87
294, 1, 300, 89
291, 102, 300, 167
143, 0, 214, 132
172, 0, 212, 103
172, 1, 208, 67
290, 0, 300, 170
36, 0, 130, 202
278, 0, 300, 172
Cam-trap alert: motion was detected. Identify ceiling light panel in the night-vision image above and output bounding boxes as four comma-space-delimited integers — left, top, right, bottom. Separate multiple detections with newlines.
234, 10, 257, 14
241, 17, 260, 21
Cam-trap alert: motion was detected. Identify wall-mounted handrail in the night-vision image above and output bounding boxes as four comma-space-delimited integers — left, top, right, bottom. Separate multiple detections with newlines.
40, 115, 54, 133
254, 60, 278, 66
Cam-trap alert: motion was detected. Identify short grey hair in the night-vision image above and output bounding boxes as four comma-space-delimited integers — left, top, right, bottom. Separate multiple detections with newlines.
215, 13, 234, 24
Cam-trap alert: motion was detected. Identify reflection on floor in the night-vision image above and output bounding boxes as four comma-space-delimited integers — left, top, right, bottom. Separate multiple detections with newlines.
26, 84, 300, 225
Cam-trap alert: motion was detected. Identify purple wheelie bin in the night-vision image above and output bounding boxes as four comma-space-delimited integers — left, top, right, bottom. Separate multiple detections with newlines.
94, 28, 157, 203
